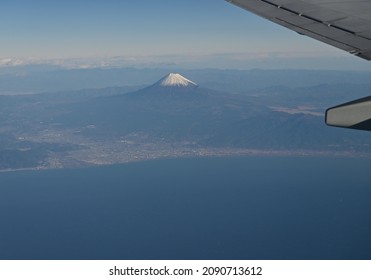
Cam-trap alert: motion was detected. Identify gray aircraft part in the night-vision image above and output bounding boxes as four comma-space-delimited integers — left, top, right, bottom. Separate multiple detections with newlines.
226, 0, 371, 60
326, 96, 371, 131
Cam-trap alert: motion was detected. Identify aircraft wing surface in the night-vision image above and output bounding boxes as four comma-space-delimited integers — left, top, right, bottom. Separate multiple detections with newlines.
226, 0, 371, 60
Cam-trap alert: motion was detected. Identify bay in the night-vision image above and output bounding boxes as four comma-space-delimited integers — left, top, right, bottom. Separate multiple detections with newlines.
0, 156, 370, 260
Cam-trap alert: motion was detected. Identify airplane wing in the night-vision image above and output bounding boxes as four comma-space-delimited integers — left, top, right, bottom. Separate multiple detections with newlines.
226, 0, 371, 60
227, 0, 371, 131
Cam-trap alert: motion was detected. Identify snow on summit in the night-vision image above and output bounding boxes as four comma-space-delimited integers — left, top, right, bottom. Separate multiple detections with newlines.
158, 73, 197, 87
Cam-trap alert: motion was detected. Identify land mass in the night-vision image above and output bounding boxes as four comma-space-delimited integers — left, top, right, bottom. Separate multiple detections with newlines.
1, 71, 371, 172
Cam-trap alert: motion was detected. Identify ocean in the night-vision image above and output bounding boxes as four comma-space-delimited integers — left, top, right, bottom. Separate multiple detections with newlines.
0, 156, 370, 260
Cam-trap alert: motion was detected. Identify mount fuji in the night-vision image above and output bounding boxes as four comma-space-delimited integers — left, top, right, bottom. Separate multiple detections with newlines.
124, 72, 208, 101
154, 73, 198, 88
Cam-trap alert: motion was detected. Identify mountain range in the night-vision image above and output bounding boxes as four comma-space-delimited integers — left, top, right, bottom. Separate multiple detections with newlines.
49, 73, 371, 149
1, 72, 371, 170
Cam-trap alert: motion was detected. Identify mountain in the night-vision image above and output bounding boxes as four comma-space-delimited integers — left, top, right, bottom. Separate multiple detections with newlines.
154, 73, 198, 88
125, 72, 203, 99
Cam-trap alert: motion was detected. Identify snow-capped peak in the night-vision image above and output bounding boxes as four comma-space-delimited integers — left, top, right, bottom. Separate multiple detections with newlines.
158, 73, 197, 87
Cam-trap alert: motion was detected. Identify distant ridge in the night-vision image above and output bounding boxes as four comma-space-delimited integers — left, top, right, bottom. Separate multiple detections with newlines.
154, 73, 198, 88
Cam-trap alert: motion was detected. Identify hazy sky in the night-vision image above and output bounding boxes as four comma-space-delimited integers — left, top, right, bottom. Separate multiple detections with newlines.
1, 0, 371, 70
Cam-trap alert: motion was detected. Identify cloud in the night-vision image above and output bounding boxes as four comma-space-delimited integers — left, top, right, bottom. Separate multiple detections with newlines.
0, 58, 25, 67
1, 51, 371, 71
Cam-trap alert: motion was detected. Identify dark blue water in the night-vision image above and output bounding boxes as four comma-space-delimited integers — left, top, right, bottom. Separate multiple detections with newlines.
0, 156, 370, 260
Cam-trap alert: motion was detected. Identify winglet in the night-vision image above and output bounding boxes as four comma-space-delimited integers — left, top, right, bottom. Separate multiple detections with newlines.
326, 96, 371, 131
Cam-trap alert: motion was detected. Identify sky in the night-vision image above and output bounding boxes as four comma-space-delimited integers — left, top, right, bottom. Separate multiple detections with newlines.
1, 0, 371, 70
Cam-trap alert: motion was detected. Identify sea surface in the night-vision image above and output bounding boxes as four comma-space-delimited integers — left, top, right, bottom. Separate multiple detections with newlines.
0, 156, 370, 260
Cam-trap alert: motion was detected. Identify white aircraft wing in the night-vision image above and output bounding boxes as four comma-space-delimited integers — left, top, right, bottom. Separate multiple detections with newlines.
227, 0, 371, 131
226, 0, 371, 60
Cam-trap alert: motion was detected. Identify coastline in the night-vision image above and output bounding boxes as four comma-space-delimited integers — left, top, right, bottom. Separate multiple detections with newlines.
1, 147, 370, 173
